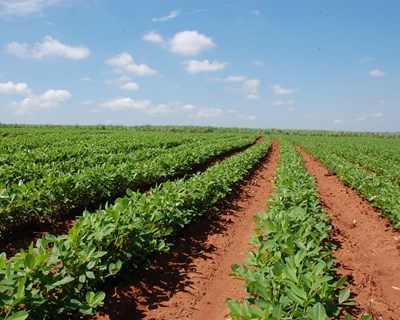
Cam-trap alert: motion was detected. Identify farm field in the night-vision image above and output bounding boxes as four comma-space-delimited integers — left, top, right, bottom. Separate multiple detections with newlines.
0, 126, 399, 320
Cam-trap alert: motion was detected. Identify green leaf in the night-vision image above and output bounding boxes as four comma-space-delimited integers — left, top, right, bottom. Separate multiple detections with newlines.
86, 291, 105, 307
227, 299, 242, 316
5, 311, 29, 320
359, 315, 373, 320
51, 275, 75, 287
338, 288, 351, 304
307, 302, 329, 320
24, 254, 35, 269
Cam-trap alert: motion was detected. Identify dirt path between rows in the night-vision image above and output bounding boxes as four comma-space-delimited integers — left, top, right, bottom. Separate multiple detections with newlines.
94, 140, 280, 320
298, 147, 400, 320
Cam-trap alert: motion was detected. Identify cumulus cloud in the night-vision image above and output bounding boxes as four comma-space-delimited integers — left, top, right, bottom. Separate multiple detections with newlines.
99, 98, 255, 120
333, 119, 344, 124
195, 107, 223, 118
211, 75, 247, 83
0, 81, 31, 95
152, 9, 181, 22
143, 31, 165, 44
0, 0, 61, 18
244, 79, 260, 100
369, 69, 386, 77
1, 80, 70, 114
100, 98, 151, 111
120, 82, 139, 91
170, 30, 215, 55
181, 104, 196, 111
144, 30, 216, 56
6, 36, 90, 60
271, 84, 300, 95
13, 89, 71, 114
106, 52, 157, 76
211, 75, 260, 100
184, 59, 227, 74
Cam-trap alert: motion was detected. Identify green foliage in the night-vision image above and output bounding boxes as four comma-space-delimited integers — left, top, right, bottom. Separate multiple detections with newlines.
0, 136, 271, 319
0, 127, 259, 235
292, 135, 400, 228
227, 139, 364, 319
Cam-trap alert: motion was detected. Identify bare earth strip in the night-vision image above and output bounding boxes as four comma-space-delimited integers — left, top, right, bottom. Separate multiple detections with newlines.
94, 140, 280, 320
298, 147, 400, 320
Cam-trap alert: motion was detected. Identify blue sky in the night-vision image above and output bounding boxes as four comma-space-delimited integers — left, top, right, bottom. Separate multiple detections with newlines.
0, 0, 399, 131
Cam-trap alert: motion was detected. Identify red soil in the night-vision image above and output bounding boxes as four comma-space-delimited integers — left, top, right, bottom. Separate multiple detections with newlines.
94, 140, 280, 320
298, 147, 400, 319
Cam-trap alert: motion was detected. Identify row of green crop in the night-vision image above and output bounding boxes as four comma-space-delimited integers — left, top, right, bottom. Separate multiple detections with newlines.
292, 136, 400, 228
0, 133, 258, 235
227, 139, 368, 320
289, 136, 400, 184
0, 138, 271, 320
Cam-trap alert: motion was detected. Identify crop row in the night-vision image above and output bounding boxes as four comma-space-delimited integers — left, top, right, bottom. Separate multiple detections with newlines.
289, 136, 400, 184
0, 138, 271, 320
0, 133, 258, 235
227, 138, 365, 319
292, 136, 400, 228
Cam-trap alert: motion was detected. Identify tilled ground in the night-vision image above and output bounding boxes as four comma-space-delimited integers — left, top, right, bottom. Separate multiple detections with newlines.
299, 147, 400, 320
94, 141, 280, 320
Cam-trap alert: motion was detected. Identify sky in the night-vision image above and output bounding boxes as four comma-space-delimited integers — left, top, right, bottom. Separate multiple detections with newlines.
0, 0, 399, 131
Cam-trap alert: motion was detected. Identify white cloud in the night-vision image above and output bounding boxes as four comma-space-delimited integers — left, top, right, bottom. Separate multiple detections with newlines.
271, 84, 300, 95
1, 80, 70, 114
100, 98, 151, 111
211, 75, 246, 83
143, 30, 216, 56
81, 77, 92, 82
169, 30, 216, 55
369, 69, 386, 77
244, 79, 260, 100
5, 42, 28, 57
212, 75, 260, 100
143, 31, 165, 44
356, 112, 383, 121
99, 98, 174, 116
0, 81, 31, 95
377, 99, 386, 105
98, 98, 254, 121
269, 99, 294, 107
184, 60, 227, 74
106, 52, 157, 76
120, 82, 139, 91
0, 0, 61, 18
13, 89, 71, 114
195, 107, 223, 118
181, 104, 196, 111
6, 36, 90, 60
152, 9, 181, 22
117, 76, 132, 84
333, 119, 344, 124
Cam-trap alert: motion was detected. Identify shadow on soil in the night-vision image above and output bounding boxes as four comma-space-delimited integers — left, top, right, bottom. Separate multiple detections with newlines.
96, 153, 271, 320
97, 204, 239, 320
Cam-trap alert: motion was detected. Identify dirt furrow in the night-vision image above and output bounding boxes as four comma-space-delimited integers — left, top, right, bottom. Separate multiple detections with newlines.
94, 140, 280, 320
298, 147, 400, 320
